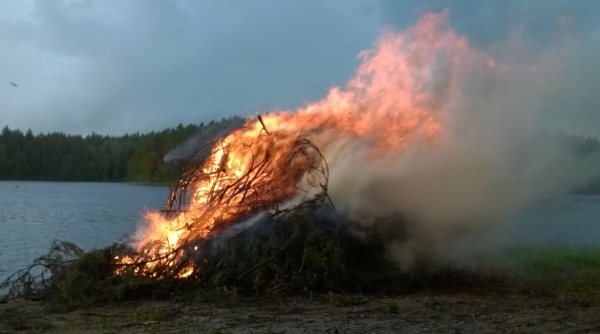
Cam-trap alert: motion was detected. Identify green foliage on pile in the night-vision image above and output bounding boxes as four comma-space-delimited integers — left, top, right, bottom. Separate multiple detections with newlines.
1, 241, 131, 306
1, 210, 410, 307
196, 211, 401, 294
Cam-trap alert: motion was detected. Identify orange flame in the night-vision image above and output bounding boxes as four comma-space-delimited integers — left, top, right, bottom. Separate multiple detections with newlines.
117, 12, 496, 278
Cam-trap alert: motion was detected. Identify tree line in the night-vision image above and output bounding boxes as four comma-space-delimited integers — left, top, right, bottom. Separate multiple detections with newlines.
0, 119, 599, 193
0, 116, 245, 183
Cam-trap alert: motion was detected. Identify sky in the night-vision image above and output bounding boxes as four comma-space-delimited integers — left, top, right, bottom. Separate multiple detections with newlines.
1, 0, 599, 136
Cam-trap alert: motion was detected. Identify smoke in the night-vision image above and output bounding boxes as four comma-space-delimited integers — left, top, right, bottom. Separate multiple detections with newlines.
153, 9, 599, 272
163, 134, 211, 163
163, 120, 244, 163
294, 11, 599, 270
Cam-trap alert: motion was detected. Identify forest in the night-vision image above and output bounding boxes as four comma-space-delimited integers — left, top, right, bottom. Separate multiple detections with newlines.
0, 116, 244, 184
0, 117, 599, 193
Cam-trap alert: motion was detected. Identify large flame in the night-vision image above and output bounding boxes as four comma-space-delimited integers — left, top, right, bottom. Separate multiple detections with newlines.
118, 12, 497, 278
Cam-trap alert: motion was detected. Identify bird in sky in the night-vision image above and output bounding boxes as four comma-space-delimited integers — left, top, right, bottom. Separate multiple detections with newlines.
10, 82, 18, 87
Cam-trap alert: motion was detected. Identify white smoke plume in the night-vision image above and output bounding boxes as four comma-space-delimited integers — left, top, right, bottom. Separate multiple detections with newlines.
154, 10, 600, 272
289, 11, 599, 270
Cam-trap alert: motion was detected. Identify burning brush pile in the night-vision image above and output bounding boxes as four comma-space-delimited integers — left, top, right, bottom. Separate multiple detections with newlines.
0, 123, 412, 303
2, 12, 509, 304
1, 119, 414, 304
114, 121, 389, 292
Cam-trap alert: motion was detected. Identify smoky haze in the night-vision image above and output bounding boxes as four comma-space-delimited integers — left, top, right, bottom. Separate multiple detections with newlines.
282, 11, 600, 270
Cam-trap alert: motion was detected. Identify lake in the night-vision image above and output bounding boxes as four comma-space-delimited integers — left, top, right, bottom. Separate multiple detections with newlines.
1, 182, 599, 283
497, 195, 600, 247
0, 181, 167, 282
449, 195, 600, 260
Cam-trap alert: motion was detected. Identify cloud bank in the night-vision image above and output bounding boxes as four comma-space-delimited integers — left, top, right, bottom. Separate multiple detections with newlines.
0, 0, 599, 137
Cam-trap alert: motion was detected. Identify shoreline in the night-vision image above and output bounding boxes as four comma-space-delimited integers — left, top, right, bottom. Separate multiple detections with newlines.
3, 245, 600, 333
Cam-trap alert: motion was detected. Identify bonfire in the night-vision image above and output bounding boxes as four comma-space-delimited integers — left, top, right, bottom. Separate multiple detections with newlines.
116, 122, 333, 280
1, 12, 503, 304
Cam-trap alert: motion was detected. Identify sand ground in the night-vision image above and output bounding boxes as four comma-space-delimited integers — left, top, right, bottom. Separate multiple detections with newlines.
1, 289, 599, 334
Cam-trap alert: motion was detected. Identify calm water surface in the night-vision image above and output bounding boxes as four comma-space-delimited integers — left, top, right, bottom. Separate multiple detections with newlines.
0, 181, 167, 281
501, 195, 600, 247
1, 182, 599, 282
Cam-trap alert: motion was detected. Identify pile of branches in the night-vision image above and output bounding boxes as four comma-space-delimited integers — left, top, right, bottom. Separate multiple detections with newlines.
109, 128, 406, 296
1, 126, 502, 306
0, 240, 129, 304
0, 128, 405, 305
0, 213, 406, 306
121, 129, 336, 279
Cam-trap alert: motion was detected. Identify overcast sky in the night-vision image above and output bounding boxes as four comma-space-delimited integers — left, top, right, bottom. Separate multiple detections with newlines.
1, 0, 599, 136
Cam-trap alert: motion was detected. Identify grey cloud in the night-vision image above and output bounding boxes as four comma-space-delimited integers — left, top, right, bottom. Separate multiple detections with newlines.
1, 0, 379, 135
380, 1, 600, 46
1, 0, 599, 136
